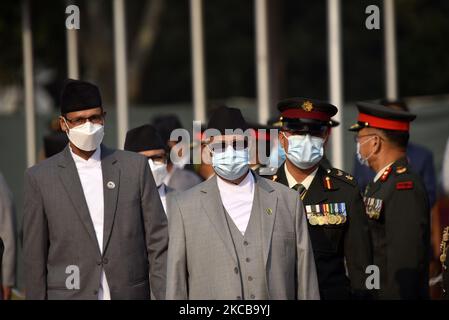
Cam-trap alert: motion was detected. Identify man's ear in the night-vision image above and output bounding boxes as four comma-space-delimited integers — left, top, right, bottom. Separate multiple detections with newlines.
59, 116, 68, 132
373, 134, 382, 154
279, 131, 288, 152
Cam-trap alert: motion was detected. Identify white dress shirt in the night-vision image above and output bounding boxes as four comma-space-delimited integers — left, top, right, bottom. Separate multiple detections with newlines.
216, 171, 255, 235
158, 184, 168, 215
284, 163, 319, 190
70, 146, 111, 300
373, 162, 395, 183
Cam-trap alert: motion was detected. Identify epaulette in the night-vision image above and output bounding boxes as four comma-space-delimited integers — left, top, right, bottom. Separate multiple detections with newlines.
325, 168, 357, 187
394, 165, 409, 176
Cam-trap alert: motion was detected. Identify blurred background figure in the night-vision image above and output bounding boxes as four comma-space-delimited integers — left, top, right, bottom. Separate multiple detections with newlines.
124, 124, 173, 214
0, 237, 3, 300
39, 117, 69, 161
151, 114, 202, 191
0, 171, 16, 300
442, 136, 449, 197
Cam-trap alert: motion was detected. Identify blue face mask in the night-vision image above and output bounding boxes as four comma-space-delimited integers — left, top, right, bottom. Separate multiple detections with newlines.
284, 133, 324, 169
269, 142, 286, 168
212, 145, 249, 181
356, 137, 375, 167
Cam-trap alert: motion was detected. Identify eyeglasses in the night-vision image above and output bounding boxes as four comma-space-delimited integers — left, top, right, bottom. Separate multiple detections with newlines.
354, 134, 378, 143
64, 114, 105, 127
207, 138, 249, 153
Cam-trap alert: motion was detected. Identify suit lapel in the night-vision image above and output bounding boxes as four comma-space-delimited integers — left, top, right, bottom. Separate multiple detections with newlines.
101, 145, 120, 253
255, 174, 278, 267
200, 176, 238, 263
57, 145, 101, 254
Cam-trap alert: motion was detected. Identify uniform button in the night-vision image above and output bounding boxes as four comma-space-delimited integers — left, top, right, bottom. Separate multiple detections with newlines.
243, 241, 249, 246
250, 294, 255, 299
97, 260, 102, 265
236, 296, 242, 300
248, 276, 253, 281
93, 290, 98, 295
246, 258, 250, 263
234, 267, 239, 274
103, 258, 109, 264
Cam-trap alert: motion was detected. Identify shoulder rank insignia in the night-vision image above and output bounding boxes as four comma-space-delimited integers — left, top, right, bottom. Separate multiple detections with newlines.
302, 100, 314, 112
440, 227, 449, 268
380, 166, 392, 182
323, 176, 334, 190
396, 181, 413, 190
305, 203, 347, 226
396, 166, 407, 174
364, 197, 383, 220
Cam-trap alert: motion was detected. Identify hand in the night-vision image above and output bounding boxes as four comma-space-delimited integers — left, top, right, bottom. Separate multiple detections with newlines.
2, 286, 12, 300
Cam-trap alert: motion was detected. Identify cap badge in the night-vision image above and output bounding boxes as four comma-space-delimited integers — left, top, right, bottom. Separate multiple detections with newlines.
302, 101, 314, 112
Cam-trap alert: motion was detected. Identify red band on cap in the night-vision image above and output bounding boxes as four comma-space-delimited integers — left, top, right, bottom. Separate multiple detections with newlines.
281, 109, 330, 122
358, 113, 410, 131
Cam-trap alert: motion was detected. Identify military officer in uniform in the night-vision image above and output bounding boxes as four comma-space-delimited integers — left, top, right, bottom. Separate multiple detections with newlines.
349, 101, 430, 299
440, 226, 449, 299
266, 97, 373, 299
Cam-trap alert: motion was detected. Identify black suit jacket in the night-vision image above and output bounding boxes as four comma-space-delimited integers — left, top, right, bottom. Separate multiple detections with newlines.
269, 162, 373, 299
364, 157, 430, 299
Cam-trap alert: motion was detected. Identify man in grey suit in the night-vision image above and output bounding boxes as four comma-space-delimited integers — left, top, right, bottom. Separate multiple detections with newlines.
23, 79, 168, 300
166, 106, 320, 300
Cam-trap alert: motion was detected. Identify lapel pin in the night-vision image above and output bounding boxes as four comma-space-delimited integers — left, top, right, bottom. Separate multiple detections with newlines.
107, 181, 115, 189
266, 208, 273, 215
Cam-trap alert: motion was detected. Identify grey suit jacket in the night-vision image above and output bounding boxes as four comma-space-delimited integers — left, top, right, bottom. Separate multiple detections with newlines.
23, 144, 168, 300
0, 172, 16, 288
166, 172, 320, 300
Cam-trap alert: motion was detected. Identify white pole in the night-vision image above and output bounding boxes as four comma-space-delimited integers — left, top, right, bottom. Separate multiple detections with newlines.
255, 0, 270, 125
66, 3, 79, 80
190, 0, 206, 123
327, 0, 344, 170
384, 0, 398, 100
113, 0, 129, 149
22, 0, 36, 167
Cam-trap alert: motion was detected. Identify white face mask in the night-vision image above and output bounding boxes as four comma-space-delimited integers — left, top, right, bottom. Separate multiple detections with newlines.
63, 118, 104, 152
148, 158, 168, 187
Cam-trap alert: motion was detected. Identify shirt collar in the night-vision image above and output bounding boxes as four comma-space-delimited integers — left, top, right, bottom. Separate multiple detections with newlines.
284, 163, 319, 190
216, 170, 255, 193
69, 145, 102, 165
374, 162, 395, 182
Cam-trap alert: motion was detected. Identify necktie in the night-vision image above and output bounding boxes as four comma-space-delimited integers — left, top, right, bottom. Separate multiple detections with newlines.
294, 183, 307, 200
